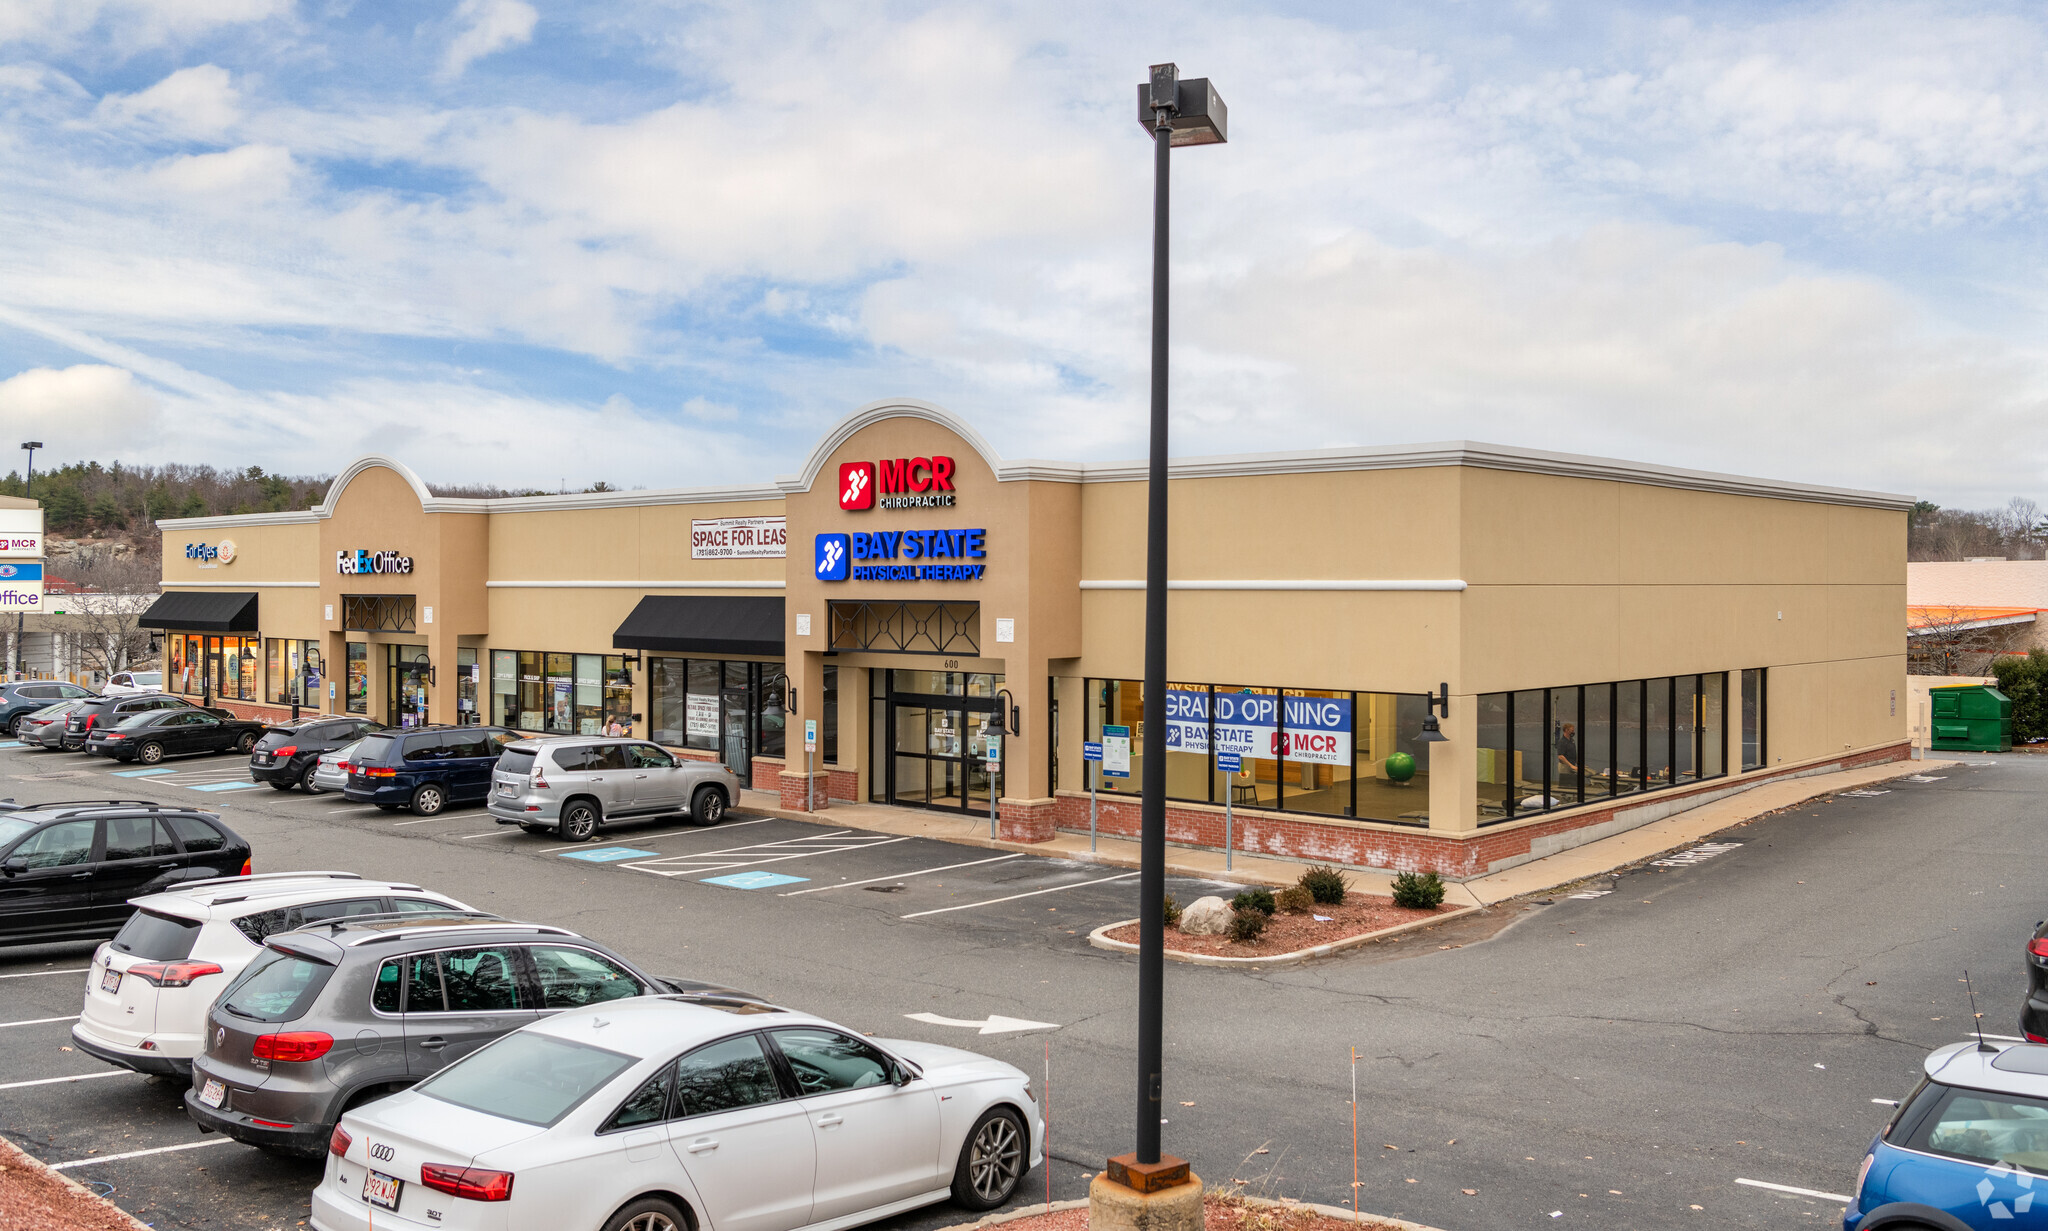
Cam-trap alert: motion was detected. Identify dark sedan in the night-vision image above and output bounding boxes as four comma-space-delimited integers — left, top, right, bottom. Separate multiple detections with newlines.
247, 715, 385, 792
86, 708, 266, 764
63, 693, 193, 750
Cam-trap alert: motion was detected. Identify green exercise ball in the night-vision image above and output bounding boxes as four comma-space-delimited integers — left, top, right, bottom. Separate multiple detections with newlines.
1384, 751, 1417, 782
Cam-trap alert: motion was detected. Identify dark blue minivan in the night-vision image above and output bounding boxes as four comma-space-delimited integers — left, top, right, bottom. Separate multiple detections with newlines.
339, 726, 520, 815
1846, 1039, 2048, 1230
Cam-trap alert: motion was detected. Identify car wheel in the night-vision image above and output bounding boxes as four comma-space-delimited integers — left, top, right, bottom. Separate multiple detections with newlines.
410, 784, 446, 816
299, 762, 323, 794
4, 713, 21, 736
560, 800, 599, 842
950, 1107, 1027, 1211
690, 786, 726, 826
236, 731, 258, 754
602, 1197, 689, 1231
137, 741, 165, 765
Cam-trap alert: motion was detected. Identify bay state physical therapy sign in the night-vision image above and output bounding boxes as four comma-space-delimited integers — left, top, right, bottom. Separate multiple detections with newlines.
1163, 689, 1352, 765
815, 529, 987, 582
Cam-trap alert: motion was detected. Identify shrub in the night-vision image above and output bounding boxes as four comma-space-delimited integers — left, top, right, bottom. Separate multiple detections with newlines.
1992, 648, 2048, 743
1390, 870, 1446, 910
1226, 907, 1269, 942
1298, 864, 1348, 905
1275, 885, 1314, 914
1163, 893, 1183, 927
1231, 887, 1276, 916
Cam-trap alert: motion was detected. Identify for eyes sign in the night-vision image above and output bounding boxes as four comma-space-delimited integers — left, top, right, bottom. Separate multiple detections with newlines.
1163, 689, 1352, 765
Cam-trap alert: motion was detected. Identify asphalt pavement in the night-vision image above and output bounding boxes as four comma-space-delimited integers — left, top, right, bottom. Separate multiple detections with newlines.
0, 741, 2035, 1231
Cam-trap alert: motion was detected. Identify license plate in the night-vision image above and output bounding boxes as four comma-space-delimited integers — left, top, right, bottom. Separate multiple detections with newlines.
363, 1170, 402, 1210
199, 1078, 225, 1108
496, 782, 514, 796
253, 753, 271, 764
99, 966, 121, 993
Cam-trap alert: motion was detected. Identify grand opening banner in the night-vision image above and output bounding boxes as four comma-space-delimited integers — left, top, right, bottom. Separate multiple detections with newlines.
1163, 688, 1352, 765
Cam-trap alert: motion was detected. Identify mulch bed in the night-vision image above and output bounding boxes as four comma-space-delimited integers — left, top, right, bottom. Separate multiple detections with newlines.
0, 1137, 143, 1231
978, 1193, 1413, 1231
1104, 895, 1450, 958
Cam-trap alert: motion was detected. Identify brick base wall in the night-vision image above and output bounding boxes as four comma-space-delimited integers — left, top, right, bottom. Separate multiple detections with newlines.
1053, 742, 1911, 879
826, 768, 858, 802
779, 770, 832, 812
998, 797, 1057, 843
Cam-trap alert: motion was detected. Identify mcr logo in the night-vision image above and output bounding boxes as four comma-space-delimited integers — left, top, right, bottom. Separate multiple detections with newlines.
839, 457, 956, 511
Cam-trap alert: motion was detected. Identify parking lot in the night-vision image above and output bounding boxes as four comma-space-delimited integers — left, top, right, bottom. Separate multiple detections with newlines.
3, 738, 2043, 1231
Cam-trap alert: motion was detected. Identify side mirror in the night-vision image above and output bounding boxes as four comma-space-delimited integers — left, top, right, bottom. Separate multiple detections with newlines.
2, 855, 27, 877
893, 1064, 915, 1087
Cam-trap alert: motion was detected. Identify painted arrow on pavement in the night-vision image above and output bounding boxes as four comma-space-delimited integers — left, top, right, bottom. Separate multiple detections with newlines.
904, 1012, 1059, 1035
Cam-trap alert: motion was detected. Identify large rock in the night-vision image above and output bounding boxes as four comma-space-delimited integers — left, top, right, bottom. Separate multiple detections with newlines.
1178, 896, 1231, 936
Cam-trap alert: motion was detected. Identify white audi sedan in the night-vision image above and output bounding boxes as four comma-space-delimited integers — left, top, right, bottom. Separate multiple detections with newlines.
314, 997, 1040, 1231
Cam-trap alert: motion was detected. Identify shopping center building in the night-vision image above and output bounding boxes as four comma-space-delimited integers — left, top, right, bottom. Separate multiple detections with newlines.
146, 399, 1911, 878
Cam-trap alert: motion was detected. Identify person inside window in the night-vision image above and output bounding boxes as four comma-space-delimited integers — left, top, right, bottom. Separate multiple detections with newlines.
603, 714, 627, 737
1555, 722, 1580, 779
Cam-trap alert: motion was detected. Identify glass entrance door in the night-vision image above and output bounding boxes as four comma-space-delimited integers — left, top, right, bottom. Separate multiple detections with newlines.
883, 670, 1004, 813
386, 643, 430, 728
720, 687, 752, 785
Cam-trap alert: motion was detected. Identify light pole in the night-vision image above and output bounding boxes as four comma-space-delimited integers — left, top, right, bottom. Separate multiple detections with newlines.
14, 442, 40, 680
1111, 62, 1226, 1203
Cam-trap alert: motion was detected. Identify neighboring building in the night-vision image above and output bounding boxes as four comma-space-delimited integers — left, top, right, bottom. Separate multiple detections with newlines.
1906, 560, 2048, 673
144, 400, 1910, 878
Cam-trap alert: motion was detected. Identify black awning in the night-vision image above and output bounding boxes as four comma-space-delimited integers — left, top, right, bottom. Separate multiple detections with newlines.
613, 595, 784, 657
137, 590, 260, 633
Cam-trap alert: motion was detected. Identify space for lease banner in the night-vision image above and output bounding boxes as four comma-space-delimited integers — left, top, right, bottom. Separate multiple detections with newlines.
691, 516, 787, 559
1163, 689, 1352, 765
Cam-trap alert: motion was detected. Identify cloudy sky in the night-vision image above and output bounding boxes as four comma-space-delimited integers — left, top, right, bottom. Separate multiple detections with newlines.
0, 1, 2043, 505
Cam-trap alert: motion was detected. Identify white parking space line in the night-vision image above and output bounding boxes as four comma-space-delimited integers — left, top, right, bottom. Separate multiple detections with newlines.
1734, 1178, 1853, 1203
392, 815, 463, 826
50, 1138, 237, 1171
537, 817, 772, 853
328, 807, 371, 814
0, 1071, 131, 1091
0, 1015, 79, 1028
459, 830, 520, 840
0, 968, 89, 979
901, 871, 1141, 919
623, 832, 912, 879
780, 852, 1026, 896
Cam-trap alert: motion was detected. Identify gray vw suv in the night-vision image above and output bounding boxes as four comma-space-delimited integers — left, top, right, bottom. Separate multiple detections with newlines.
183, 914, 750, 1157
487, 736, 738, 842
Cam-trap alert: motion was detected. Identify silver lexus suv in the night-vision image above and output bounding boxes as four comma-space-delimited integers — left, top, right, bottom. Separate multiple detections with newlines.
487, 736, 738, 842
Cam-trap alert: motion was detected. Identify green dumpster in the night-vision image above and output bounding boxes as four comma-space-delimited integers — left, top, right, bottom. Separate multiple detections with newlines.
1929, 684, 2012, 753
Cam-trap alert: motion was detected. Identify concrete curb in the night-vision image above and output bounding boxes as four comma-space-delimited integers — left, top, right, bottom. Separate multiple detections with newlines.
1086, 905, 1481, 969
929, 1193, 1445, 1231
0, 1135, 154, 1231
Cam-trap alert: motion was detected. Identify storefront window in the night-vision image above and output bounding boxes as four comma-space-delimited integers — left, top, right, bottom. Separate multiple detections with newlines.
457, 648, 479, 724
1741, 668, 1766, 770
189, 635, 261, 702
604, 659, 633, 732
346, 643, 368, 714
265, 639, 322, 707
1479, 674, 1729, 823
573, 654, 603, 734
757, 663, 786, 758
822, 666, 839, 765
169, 634, 204, 696
492, 650, 517, 727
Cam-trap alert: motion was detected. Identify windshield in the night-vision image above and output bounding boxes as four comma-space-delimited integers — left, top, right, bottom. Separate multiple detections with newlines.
416, 1031, 637, 1127
110, 909, 202, 960
353, 735, 397, 766
219, 949, 334, 1023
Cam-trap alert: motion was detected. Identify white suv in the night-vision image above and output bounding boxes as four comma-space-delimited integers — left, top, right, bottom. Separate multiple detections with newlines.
71, 872, 475, 1079
100, 671, 163, 696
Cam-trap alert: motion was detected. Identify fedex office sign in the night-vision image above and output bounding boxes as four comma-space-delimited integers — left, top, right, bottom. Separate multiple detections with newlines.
839, 456, 957, 511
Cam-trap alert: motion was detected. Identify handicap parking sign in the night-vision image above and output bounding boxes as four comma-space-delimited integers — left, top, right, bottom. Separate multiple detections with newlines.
814, 533, 849, 581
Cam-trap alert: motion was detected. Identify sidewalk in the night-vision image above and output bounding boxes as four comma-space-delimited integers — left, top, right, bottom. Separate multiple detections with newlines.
739, 755, 1954, 911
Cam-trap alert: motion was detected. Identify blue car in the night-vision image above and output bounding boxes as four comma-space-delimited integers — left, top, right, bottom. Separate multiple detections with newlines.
339, 725, 520, 815
0, 680, 96, 735
1848, 1039, 2048, 1229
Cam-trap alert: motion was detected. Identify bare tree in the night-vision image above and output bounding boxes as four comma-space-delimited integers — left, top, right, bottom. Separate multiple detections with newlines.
57, 548, 158, 678
1909, 604, 2031, 675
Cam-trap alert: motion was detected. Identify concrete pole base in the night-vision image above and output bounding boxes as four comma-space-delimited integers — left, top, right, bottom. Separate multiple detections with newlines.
1088, 1172, 1203, 1231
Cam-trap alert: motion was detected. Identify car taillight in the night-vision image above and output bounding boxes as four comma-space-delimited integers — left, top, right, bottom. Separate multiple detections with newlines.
420, 1163, 514, 1202
103, 732, 125, 739
238, 858, 251, 877
2029, 1032, 2047, 1043
366, 767, 397, 778
83, 714, 96, 731
532, 771, 548, 789
273, 745, 297, 758
126, 961, 224, 988
1855, 1152, 1874, 1193
329, 1126, 352, 1158
2029, 938, 2048, 959
251, 1031, 333, 1062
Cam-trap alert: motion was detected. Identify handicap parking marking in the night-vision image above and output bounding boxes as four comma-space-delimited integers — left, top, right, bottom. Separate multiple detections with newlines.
622, 830, 912, 879
187, 780, 261, 792
0, 741, 21, 749
900, 870, 1141, 920
110, 767, 176, 777
559, 846, 662, 863
703, 870, 810, 890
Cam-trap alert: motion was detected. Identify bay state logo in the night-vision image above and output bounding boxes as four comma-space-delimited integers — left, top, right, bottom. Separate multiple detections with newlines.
1980, 1162, 2036, 1219
815, 533, 849, 581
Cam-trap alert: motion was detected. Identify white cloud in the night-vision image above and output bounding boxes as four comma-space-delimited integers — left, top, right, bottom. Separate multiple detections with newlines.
0, 365, 163, 456
145, 143, 296, 202
440, 0, 538, 80
0, 0, 290, 56
94, 64, 241, 140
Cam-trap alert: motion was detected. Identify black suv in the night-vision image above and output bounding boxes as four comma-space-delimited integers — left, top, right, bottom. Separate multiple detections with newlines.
0, 801, 251, 945
249, 716, 385, 792
341, 726, 520, 815
1, 681, 97, 735
62, 693, 193, 751
185, 915, 748, 1156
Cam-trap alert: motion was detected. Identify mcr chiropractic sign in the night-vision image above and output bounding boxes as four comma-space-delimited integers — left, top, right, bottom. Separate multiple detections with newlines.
839, 455, 957, 511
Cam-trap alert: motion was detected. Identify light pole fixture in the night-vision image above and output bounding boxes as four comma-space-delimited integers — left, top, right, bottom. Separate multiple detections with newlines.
1117, 60, 1226, 1199
1418, 683, 1451, 743
13, 442, 39, 681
